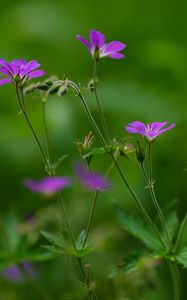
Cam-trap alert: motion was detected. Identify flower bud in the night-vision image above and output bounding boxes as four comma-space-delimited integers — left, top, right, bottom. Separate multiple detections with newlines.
136, 141, 145, 163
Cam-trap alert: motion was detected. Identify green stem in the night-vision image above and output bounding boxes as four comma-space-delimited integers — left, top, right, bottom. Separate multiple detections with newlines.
83, 190, 99, 248
168, 261, 181, 300
146, 145, 172, 249
41, 100, 51, 165
74, 89, 165, 248
78, 92, 107, 146
57, 192, 76, 250
173, 211, 187, 252
110, 154, 165, 248
15, 85, 50, 171
92, 60, 110, 144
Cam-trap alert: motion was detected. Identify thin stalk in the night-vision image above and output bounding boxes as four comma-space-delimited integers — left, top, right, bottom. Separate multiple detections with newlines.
110, 153, 166, 248
15, 85, 50, 171
83, 190, 99, 248
75, 91, 165, 248
173, 211, 187, 252
42, 100, 51, 164
148, 143, 152, 181
77, 92, 107, 146
168, 261, 181, 300
57, 192, 76, 250
146, 145, 172, 249
92, 60, 110, 144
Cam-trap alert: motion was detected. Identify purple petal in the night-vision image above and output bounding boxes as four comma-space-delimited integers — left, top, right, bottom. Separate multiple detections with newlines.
76, 35, 91, 50
28, 70, 45, 80
0, 78, 11, 85
23, 176, 71, 195
89, 30, 99, 47
1, 262, 34, 282
148, 122, 167, 132
109, 53, 125, 59
20, 60, 41, 77
75, 163, 111, 192
157, 123, 176, 136
11, 59, 27, 66
125, 121, 147, 136
102, 41, 126, 56
89, 29, 105, 48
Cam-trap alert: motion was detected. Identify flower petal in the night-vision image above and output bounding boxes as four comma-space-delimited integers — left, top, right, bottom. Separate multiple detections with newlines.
102, 41, 126, 56
89, 29, 105, 48
157, 123, 176, 136
0, 78, 11, 85
76, 35, 91, 49
109, 53, 125, 59
125, 121, 147, 136
20, 60, 41, 77
149, 122, 167, 132
28, 70, 45, 79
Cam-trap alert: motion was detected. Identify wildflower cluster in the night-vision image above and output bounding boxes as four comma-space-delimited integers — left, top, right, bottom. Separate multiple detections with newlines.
0, 28, 183, 300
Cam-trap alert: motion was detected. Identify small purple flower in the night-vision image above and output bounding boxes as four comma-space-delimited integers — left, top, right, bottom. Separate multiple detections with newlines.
75, 163, 111, 191
1, 262, 34, 282
0, 59, 45, 86
125, 121, 175, 142
76, 29, 126, 60
23, 176, 71, 196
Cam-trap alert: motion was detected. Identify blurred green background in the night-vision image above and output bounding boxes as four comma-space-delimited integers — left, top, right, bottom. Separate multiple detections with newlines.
0, 0, 187, 299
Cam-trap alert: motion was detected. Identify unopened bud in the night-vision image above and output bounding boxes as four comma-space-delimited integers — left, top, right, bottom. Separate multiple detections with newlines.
136, 142, 145, 163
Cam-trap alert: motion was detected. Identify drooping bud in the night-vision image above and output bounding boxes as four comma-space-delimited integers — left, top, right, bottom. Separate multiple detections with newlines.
136, 141, 145, 163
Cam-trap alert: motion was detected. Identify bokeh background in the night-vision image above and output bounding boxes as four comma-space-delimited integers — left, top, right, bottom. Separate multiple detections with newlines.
0, 0, 187, 299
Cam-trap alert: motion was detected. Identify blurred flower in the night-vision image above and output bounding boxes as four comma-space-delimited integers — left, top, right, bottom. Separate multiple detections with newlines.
1, 262, 34, 282
125, 121, 175, 142
23, 176, 71, 196
75, 163, 111, 191
76, 29, 126, 60
0, 59, 45, 86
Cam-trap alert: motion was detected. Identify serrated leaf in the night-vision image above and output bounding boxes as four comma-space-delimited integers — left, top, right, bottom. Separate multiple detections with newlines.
41, 231, 68, 248
115, 205, 162, 251
41, 231, 94, 258
175, 247, 187, 268
109, 252, 160, 279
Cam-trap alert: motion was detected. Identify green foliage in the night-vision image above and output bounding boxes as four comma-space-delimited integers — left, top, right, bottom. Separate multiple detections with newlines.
109, 252, 160, 279
175, 247, 187, 268
115, 205, 162, 251
41, 230, 94, 258
164, 210, 179, 242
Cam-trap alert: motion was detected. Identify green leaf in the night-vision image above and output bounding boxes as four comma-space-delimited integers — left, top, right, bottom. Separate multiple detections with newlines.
165, 210, 179, 242
76, 230, 86, 249
83, 147, 106, 159
109, 252, 159, 279
175, 247, 187, 268
115, 205, 162, 251
41, 230, 94, 258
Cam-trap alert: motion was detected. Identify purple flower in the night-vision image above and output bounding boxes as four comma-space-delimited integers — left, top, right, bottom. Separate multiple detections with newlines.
125, 121, 175, 142
23, 176, 71, 196
0, 59, 45, 86
76, 29, 126, 60
75, 163, 111, 191
1, 262, 34, 282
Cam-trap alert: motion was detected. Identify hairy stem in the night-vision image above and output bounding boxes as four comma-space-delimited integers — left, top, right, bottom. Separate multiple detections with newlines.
15, 85, 50, 171
92, 60, 110, 144
146, 145, 172, 249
